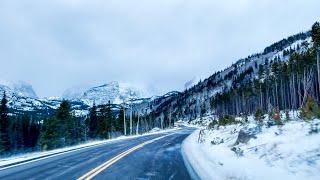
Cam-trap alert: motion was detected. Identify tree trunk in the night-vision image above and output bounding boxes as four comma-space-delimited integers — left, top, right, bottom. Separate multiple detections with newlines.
317, 48, 320, 99
169, 107, 172, 127
123, 108, 126, 136
136, 113, 139, 135
130, 105, 133, 135
259, 84, 263, 109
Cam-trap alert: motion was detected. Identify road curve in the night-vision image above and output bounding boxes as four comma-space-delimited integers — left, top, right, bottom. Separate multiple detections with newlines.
0, 127, 195, 180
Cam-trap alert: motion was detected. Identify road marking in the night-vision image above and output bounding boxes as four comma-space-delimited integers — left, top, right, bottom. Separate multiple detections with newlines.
0, 143, 109, 171
0, 135, 145, 171
78, 133, 173, 180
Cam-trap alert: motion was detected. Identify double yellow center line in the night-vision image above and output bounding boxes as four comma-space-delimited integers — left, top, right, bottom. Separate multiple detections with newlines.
78, 134, 172, 180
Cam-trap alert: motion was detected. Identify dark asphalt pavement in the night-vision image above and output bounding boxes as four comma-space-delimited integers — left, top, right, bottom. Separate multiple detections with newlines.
0, 127, 195, 180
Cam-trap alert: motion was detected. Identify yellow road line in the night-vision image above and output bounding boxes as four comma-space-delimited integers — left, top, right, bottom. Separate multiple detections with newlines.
78, 134, 173, 180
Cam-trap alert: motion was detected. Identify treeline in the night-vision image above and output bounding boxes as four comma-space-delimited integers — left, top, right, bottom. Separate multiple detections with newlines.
0, 90, 169, 156
0, 90, 171, 155
263, 31, 310, 54
39, 101, 128, 150
0, 95, 135, 155
85, 103, 124, 140
211, 22, 320, 117
131, 23, 320, 124
0, 93, 41, 154
40, 100, 85, 150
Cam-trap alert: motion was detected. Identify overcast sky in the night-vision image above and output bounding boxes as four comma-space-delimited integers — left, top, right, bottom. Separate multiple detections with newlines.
0, 0, 319, 97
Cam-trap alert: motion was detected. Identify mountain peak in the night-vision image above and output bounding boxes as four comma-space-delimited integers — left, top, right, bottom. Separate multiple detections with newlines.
0, 80, 38, 98
63, 81, 147, 106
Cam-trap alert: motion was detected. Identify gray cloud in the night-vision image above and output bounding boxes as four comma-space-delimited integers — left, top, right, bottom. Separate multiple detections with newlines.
0, 0, 319, 97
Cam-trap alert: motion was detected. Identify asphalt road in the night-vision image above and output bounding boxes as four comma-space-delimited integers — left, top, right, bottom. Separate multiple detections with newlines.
0, 127, 195, 180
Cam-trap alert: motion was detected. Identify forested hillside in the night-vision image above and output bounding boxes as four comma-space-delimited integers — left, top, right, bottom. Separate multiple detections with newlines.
138, 22, 320, 125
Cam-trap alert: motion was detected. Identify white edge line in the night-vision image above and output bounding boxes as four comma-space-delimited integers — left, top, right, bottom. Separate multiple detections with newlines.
0, 131, 177, 171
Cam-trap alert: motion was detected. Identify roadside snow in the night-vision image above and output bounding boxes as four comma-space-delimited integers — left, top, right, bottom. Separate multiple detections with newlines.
0, 127, 180, 168
182, 115, 320, 180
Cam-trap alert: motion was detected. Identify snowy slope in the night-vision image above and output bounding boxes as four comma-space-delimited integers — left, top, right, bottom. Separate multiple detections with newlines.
63, 81, 147, 106
182, 114, 320, 180
0, 81, 89, 115
0, 81, 43, 111
140, 31, 312, 122
184, 76, 201, 90
0, 80, 37, 98
0, 80, 150, 116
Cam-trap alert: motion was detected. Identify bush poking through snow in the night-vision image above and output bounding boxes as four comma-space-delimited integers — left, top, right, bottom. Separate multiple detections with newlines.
208, 120, 218, 129
300, 96, 320, 120
231, 147, 244, 157
309, 121, 320, 134
242, 113, 249, 123
218, 115, 237, 126
285, 110, 290, 121
211, 137, 224, 145
273, 107, 281, 122
254, 108, 264, 122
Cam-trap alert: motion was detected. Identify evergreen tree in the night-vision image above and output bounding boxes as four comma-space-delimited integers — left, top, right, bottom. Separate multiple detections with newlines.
97, 103, 113, 139
88, 103, 98, 139
40, 117, 59, 150
312, 22, 320, 96
11, 116, 24, 151
22, 115, 31, 149
106, 104, 113, 133
40, 100, 76, 150
29, 118, 40, 149
97, 107, 108, 139
72, 116, 84, 144
312, 22, 320, 48
117, 107, 125, 133
56, 100, 75, 146
0, 92, 10, 154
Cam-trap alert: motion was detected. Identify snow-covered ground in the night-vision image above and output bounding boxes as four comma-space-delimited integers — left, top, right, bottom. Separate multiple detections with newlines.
0, 127, 180, 168
182, 113, 320, 180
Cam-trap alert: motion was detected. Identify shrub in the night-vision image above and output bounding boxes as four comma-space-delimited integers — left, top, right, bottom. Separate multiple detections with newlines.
285, 110, 290, 121
218, 115, 236, 126
231, 147, 244, 157
273, 107, 281, 121
208, 120, 218, 129
309, 122, 319, 134
211, 137, 224, 145
300, 96, 320, 120
241, 113, 249, 123
273, 106, 283, 125
254, 108, 264, 122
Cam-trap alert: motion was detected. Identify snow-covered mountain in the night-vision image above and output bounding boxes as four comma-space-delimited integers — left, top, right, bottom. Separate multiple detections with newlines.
0, 81, 50, 112
0, 80, 151, 116
63, 81, 147, 106
0, 80, 37, 98
137, 30, 313, 122
1, 31, 312, 118
0, 81, 88, 115
184, 76, 201, 90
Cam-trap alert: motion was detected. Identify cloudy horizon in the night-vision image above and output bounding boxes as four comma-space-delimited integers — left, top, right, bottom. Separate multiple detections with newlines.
0, 0, 319, 97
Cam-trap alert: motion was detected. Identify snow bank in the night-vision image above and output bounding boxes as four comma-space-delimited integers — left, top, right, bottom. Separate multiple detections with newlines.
182, 115, 320, 180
